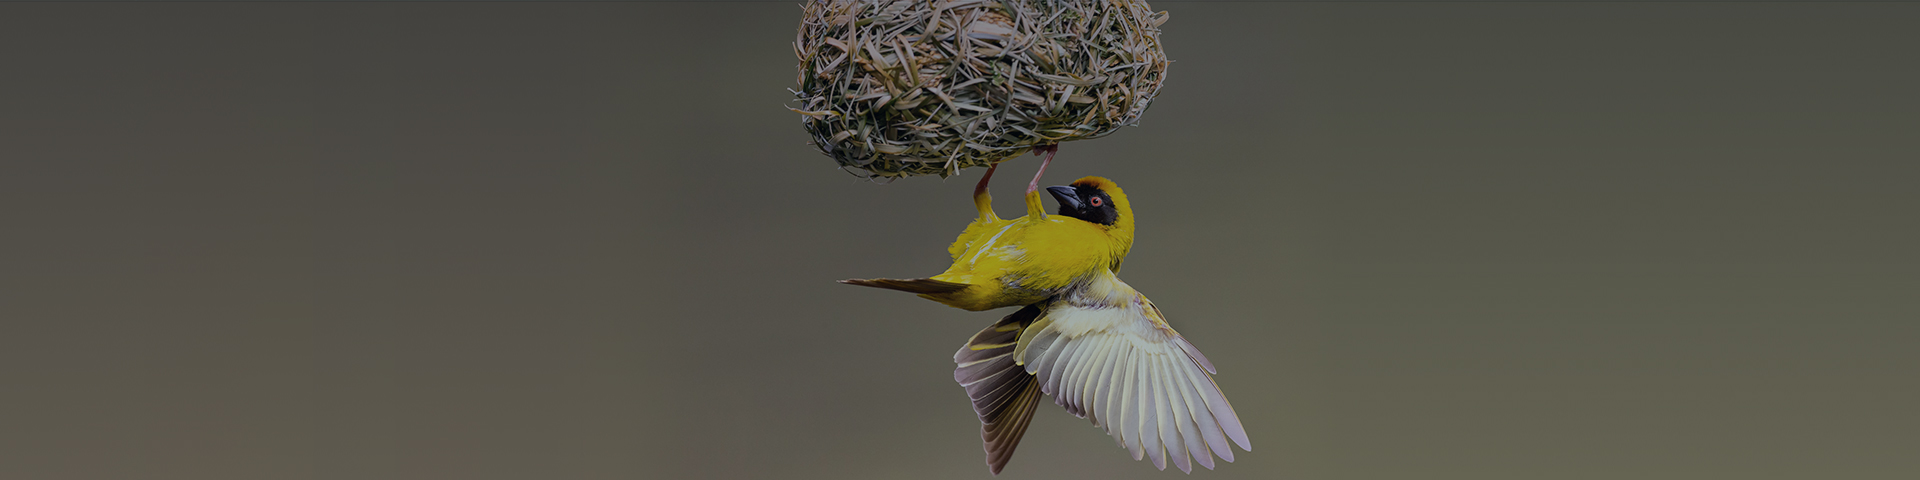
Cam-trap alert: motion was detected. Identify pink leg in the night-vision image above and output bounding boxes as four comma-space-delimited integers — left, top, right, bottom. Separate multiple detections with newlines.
1026, 144, 1059, 195
974, 162, 999, 199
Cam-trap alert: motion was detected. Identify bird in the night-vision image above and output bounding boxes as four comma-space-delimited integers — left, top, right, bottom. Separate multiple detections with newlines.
841, 172, 1250, 474
840, 150, 1126, 309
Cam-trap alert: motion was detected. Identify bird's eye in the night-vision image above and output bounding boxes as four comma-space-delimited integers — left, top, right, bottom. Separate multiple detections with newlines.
1090, 197, 1103, 207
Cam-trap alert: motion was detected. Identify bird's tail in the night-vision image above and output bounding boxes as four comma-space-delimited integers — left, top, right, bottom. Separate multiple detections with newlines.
954, 303, 1047, 475
837, 277, 970, 295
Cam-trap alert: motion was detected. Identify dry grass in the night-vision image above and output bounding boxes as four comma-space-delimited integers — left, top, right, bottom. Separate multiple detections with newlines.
794, 0, 1170, 179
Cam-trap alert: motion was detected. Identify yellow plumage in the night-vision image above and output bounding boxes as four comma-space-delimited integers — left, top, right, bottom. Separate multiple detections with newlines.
848, 176, 1135, 311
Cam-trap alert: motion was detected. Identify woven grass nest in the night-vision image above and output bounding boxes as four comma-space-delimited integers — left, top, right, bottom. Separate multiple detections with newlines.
793, 0, 1170, 179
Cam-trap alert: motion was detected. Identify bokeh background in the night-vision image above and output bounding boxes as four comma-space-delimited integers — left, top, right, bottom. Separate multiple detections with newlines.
3, 1, 1916, 479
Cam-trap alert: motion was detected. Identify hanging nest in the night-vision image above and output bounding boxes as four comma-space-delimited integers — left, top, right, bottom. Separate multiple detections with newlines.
793, 0, 1170, 179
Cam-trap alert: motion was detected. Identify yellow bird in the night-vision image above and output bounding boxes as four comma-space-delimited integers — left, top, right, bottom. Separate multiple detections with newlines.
843, 161, 1131, 311
842, 169, 1251, 474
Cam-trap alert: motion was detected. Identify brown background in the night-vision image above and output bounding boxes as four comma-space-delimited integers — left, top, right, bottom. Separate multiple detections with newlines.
2, 2, 1916, 479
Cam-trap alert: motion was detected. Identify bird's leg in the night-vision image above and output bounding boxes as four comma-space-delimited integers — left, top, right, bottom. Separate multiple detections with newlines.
1023, 144, 1059, 218
973, 162, 1000, 222
1026, 144, 1059, 196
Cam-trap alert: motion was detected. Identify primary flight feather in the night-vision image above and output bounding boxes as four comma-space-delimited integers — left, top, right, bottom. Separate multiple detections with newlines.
843, 167, 1250, 474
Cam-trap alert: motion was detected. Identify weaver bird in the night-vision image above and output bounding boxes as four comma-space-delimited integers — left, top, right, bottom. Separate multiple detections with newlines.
842, 172, 1250, 474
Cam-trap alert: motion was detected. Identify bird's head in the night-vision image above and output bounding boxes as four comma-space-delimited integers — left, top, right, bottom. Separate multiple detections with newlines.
1046, 176, 1135, 234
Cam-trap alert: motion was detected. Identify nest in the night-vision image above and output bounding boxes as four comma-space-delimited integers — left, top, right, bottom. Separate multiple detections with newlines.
793, 0, 1170, 179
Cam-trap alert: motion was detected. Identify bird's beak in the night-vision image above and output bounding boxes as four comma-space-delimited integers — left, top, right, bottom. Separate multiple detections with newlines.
1046, 185, 1082, 212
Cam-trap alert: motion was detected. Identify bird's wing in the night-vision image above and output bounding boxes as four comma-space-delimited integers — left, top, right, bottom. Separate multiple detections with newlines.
947, 217, 1012, 261
953, 304, 1045, 474
1011, 278, 1250, 473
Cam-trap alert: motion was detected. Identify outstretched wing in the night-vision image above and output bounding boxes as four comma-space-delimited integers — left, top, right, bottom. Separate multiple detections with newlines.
953, 304, 1045, 474
1011, 279, 1251, 473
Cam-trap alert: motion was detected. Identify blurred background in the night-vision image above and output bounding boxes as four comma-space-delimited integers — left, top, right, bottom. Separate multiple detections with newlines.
2, 1, 1916, 479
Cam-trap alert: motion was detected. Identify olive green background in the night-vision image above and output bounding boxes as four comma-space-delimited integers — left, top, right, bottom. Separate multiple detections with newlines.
2, 2, 1915, 479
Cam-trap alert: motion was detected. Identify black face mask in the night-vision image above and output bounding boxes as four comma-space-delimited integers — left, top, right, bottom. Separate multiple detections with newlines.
1046, 184, 1119, 226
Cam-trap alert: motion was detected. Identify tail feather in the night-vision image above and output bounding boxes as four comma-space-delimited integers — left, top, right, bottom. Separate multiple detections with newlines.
838, 278, 970, 295
957, 304, 1046, 475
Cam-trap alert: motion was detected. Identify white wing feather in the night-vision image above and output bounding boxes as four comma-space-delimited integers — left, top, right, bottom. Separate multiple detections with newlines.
1013, 272, 1252, 470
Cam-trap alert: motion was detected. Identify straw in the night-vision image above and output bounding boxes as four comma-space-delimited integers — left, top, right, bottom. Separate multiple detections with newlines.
794, 0, 1170, 178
